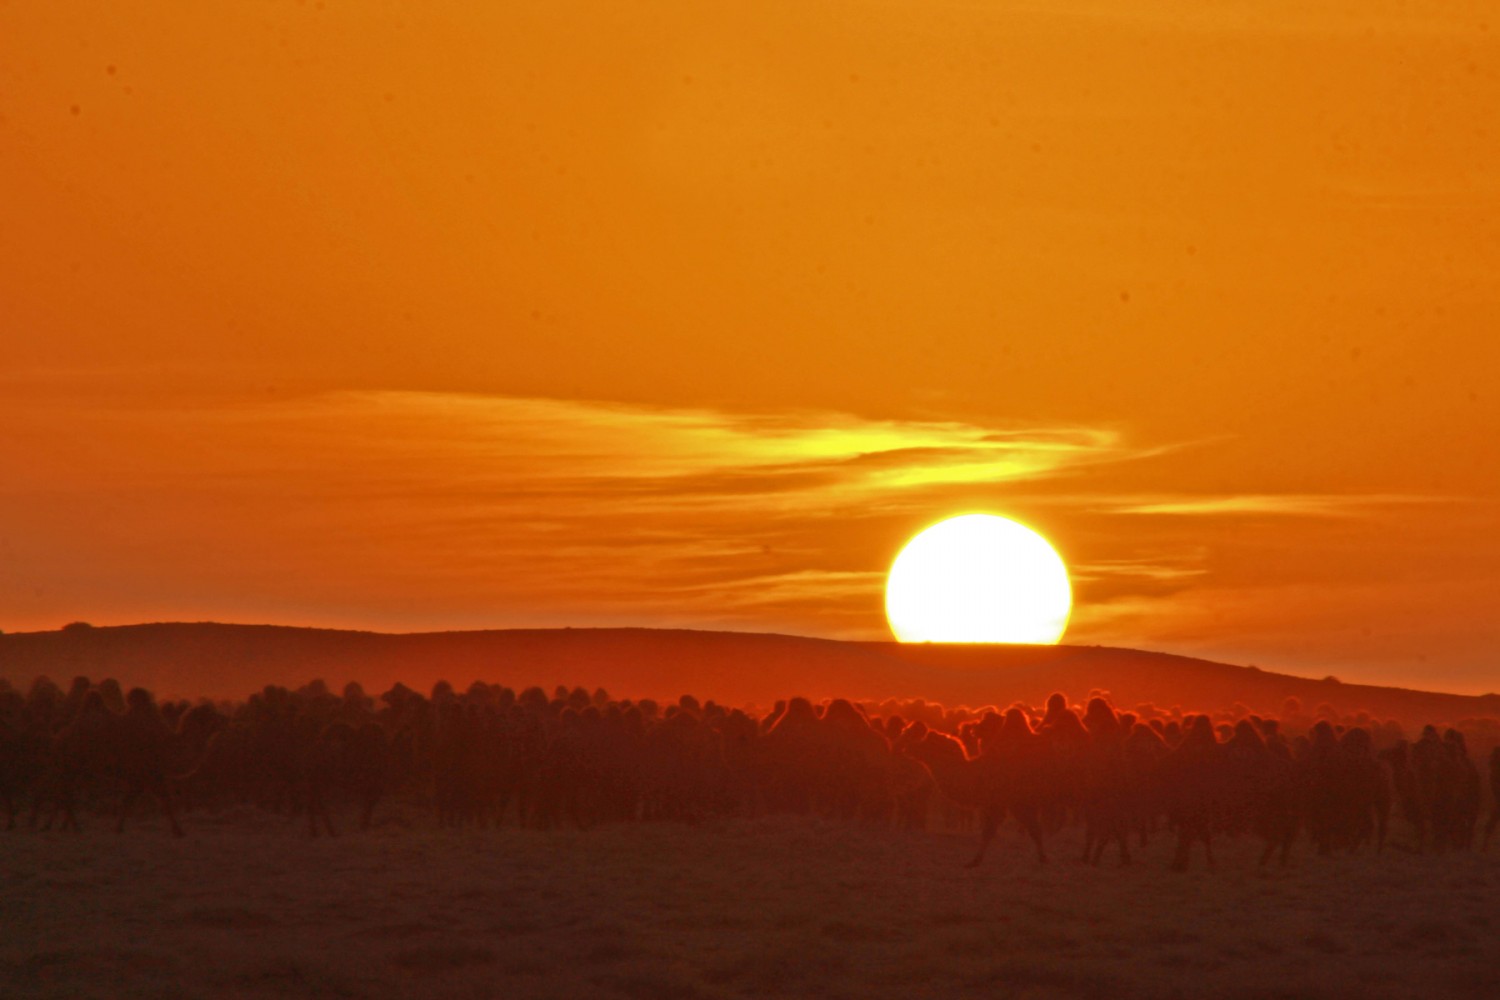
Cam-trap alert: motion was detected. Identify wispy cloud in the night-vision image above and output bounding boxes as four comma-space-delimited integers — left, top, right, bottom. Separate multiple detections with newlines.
0, 387, 1147, 634
272, 391, 1148, 630
1, 383, 1481, 671
1098, 494, 1447, 517
310, 390, 1137, 502
1071, 559, 1210, 584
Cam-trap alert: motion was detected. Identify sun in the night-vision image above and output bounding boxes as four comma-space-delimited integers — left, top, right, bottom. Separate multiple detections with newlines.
885, 513, 1072, 643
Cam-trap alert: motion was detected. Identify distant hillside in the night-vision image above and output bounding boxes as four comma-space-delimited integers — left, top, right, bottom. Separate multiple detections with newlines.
2, 622, 1497, 727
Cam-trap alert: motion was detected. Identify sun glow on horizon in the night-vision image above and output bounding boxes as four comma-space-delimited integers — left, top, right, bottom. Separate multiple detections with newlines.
885, 514, 1072, 644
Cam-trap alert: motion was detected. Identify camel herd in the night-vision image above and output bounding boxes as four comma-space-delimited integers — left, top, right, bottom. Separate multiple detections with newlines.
1, 674, 1497, 869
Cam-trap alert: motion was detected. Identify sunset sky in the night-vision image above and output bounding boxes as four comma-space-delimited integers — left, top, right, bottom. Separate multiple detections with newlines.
3, 2, 1497, 692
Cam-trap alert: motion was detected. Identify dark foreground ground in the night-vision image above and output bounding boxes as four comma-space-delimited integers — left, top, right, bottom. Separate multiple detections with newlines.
3, 807, 1497, 1000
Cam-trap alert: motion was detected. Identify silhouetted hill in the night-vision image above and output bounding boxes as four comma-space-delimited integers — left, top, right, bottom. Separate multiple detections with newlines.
2, 622, 1496, 726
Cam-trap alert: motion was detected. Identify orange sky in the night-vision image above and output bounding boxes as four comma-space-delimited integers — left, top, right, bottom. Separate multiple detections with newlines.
2, 2, 1497, 692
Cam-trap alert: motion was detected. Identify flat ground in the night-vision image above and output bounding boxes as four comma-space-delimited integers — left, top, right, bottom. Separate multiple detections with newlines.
3, 807, 1497, 1000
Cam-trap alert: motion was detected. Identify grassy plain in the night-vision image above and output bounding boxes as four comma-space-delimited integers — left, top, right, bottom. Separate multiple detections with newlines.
4, 806, 1497, 999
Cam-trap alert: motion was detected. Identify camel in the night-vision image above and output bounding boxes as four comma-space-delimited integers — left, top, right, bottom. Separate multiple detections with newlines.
38, 688, 212, 837
1157, 716, 1225, 871
969, 709, 1056, 866
817, 699, 897, 823
588, 704, 642, 824
431, 700, 487, 828
1079, 698, 1132, 865
0, 706, 42, 830
637, 708, 712, 824
902, 709, 1051, 868
1297, 722, 1335, 852
1222, 720, 1298, 866
1299, 721, 1380, 856
886, 738, 936, 833
758, 697, 826, 816
179, 687, 352, 837
317, 720, 393, 832
1410, 727, 1466, 851
1336, 727, 1391, 854
1380, 741, 1426, 851
709, 708, 761, 819
1121, 722, 1169, 850
1444, 729, 1482, 850
1036, 695, 1089, 837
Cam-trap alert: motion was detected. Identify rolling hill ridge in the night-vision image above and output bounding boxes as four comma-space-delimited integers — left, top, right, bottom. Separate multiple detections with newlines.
3, 622, 1497, 726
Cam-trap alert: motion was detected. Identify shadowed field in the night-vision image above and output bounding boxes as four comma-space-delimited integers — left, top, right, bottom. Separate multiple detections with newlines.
4, 808, 1496, 1000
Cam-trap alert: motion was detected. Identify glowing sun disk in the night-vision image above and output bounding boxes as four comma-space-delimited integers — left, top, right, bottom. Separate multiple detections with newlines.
885, 513, 1072, 643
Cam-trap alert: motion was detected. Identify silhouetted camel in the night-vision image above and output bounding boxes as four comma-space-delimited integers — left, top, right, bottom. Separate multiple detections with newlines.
1079, 698, 1132, 865
904, 709, 1051, 868
316, 720, 393, 831
759, 697, 825, 816
1444, 729, 1482, 850
180, 685, 354, 837
40, 688, 208, 837
1380, 740, 1425, 850
0, 703, 41, 830
7, 668, 1496, 874
1298, 722, 1387, 855
1222, 720, 1298, 866
1157, 716, 1224, 871
817, 698, 897, 823
1121, 720, 1168, 850
1337, 727, 1390, 853
1408, 726, 1468, 851
1038, 693, 1089, 835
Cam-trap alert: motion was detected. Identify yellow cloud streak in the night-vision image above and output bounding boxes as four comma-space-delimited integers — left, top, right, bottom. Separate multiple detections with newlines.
1102, 494, 1447, 517
313, 390, 1131, 494
0, 386, 1141, 633
1, 383, 1470, 645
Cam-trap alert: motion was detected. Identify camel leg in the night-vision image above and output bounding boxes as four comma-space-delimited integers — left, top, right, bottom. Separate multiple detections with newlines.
568, 793, 587, 831
117, 787, 140, 833
1204, 830, 1215, 870
315, 779, 337, 837
965, 808, 1001, 868
320, 787, 338, 837
1087, 820, 1119, 866
62, 795, 81, 832
155, 782, 185, 838
1171, 826, 1193, 872
1483, 810, 1498, 851
1014, 807, 1048, 864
